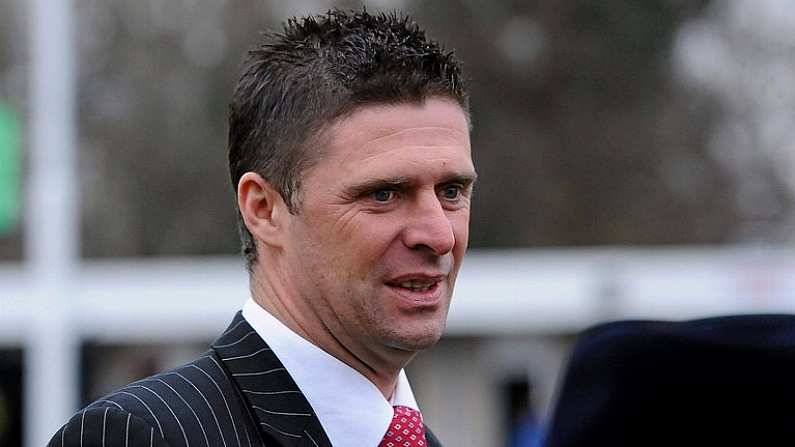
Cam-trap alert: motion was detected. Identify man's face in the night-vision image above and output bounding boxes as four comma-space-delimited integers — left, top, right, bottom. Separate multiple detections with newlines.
281, 98, 475, 356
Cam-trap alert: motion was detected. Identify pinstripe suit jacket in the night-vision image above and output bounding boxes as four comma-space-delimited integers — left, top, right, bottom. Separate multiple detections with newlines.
47, 312, 444, 447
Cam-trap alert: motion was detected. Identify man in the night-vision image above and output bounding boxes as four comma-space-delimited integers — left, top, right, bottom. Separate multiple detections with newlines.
49, 9, 475, 447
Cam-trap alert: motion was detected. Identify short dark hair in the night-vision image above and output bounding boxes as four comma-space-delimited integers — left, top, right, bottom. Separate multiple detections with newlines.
228, 9, 469, 269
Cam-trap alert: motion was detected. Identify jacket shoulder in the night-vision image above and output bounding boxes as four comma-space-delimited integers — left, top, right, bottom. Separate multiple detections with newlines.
49, 351, 257, 447
48, 406, 170, 447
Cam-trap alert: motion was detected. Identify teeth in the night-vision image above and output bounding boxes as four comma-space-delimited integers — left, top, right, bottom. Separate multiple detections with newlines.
399, 281, 436, 291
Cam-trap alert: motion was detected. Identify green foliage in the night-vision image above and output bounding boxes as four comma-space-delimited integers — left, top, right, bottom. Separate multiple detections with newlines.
0, 103, 20, 235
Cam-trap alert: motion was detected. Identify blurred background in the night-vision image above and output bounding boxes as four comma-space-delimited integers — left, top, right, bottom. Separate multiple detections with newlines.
2, 0, 795, 446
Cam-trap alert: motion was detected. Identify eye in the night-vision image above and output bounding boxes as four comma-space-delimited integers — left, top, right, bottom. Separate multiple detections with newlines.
373, 189, 395, 202
441, 185, 462, 200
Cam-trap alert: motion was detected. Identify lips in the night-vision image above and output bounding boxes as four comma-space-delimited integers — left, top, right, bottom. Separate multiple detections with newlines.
396, 279, 439, 291
385, 273, 446, 307
386, 273, 445, 289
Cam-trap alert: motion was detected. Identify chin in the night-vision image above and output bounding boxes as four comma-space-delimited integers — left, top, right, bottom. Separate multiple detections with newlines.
384, 324, 446, 352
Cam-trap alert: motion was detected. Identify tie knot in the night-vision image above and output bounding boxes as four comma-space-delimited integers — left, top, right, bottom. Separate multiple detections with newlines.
379, 406, 428, 447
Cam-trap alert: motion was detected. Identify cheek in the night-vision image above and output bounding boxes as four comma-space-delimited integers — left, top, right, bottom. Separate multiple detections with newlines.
318, 218, 395, 271
451, 212, 471, 250
348, 219, 407, 274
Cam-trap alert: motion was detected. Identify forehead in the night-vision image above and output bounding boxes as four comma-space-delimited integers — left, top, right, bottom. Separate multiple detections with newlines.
316, 99, 473, 176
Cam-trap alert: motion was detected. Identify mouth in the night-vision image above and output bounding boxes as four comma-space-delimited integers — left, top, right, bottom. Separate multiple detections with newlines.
384, 274, 446, 306
393, 279, 440, 292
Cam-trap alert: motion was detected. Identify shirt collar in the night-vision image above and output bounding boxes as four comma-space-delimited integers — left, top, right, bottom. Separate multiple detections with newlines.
242, 297, 419, 447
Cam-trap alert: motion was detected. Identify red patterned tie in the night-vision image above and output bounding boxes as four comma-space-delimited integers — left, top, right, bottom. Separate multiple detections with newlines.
379, 406, 428, 447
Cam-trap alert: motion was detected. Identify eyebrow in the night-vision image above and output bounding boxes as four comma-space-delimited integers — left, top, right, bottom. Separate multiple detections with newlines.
441, 172, 478, 187
345, 172, 478, 197
345, 176, 414, 197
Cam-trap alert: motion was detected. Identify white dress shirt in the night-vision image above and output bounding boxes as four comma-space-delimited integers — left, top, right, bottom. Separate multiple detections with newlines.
242, 297, 421, 447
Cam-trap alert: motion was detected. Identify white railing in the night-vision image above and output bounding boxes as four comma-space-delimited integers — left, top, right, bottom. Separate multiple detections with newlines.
5, 247, 795, 445
24, 0, 78, 444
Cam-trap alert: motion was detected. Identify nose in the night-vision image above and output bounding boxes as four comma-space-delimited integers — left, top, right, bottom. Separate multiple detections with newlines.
402, 192, 456, 256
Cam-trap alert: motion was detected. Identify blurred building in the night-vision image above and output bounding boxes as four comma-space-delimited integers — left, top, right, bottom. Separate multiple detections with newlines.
3, 1, 795, 446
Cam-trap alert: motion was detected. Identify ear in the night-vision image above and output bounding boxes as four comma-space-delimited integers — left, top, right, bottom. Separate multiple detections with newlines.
237, 172, 290, 249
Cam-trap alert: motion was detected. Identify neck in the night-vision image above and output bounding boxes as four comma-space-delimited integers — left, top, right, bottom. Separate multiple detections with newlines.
249, 267, 412, 398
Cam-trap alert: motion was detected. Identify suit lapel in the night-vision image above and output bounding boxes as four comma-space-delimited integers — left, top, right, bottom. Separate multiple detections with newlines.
212, 312, 333, 447
425, 427, 444, 447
